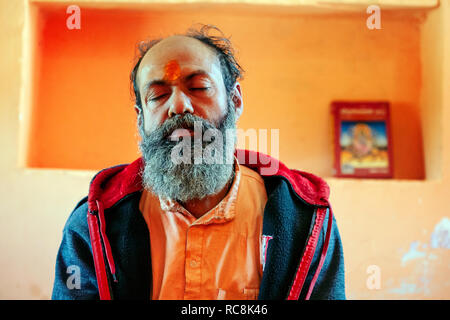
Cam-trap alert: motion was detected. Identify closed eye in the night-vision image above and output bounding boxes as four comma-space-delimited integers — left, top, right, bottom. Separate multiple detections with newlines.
148, 93, 169, 102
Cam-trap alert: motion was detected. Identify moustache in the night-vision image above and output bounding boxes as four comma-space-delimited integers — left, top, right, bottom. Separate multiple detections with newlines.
145, 114, 219, 147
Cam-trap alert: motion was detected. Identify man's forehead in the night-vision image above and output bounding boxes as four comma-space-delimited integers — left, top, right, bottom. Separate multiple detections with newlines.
138, 35, 219, 82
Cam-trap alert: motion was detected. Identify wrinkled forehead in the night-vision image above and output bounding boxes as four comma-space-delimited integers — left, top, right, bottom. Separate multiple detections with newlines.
137, 35, 221, 86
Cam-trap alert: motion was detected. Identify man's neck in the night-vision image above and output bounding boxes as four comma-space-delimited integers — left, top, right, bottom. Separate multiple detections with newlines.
180, 171, 235, 220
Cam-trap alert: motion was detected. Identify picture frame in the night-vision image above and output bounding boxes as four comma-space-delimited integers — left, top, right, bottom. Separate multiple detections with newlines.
331, 101, 393, 178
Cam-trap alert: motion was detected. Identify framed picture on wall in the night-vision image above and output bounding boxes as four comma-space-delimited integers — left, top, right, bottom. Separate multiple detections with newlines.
331, 101, 393, 178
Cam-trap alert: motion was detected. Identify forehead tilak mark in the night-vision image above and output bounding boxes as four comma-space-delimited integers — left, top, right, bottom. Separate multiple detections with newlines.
163, 59, 181, 82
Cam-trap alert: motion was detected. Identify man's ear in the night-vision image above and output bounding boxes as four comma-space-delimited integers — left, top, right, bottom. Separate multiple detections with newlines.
135, 105, 143, 127
231, 82, 243, 120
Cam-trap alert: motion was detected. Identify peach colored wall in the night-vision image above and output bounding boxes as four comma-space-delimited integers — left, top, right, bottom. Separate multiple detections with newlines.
0, 0, 448, 299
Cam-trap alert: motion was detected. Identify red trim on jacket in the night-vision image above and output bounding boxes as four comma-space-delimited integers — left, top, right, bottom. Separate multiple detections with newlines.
87, 211, 112, 300
287, 207, 327, 300
305, 204, 333, 300
96, 200, 118, 282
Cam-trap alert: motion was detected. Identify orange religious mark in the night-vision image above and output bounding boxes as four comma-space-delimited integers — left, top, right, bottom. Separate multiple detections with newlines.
163, 60, 181, 82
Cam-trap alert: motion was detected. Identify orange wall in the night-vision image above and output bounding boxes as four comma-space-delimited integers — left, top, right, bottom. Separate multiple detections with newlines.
28, 3, 425, 179
1, 0, 449, 300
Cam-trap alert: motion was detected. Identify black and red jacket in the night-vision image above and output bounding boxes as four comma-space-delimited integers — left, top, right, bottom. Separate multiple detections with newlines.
52, 150, 345, 300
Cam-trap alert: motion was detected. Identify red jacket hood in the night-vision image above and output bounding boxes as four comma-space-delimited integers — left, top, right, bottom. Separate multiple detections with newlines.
87, 149, 330, 212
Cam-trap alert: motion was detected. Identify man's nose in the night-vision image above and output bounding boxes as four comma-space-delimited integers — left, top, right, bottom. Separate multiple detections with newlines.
168, 89, 194, 118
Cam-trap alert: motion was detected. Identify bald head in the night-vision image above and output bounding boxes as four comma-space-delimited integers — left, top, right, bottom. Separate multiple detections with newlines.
137, 35, 218, 82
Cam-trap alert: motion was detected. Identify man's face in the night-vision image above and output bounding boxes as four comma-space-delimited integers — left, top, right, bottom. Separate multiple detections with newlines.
137, 35, 230, 136
136, 35, 241, 202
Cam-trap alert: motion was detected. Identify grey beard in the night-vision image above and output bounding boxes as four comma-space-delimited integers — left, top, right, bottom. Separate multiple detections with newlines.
138, 102, 237, 202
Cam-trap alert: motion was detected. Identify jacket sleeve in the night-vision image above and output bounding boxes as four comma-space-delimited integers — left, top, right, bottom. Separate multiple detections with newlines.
302, 209, 346, 300
51, 198, 99, 300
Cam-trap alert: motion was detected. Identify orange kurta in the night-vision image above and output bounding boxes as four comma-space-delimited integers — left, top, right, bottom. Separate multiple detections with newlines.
139, 161, 268, 300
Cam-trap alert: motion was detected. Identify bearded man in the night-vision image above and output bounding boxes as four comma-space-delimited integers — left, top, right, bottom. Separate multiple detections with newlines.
52, 25, 345, 300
